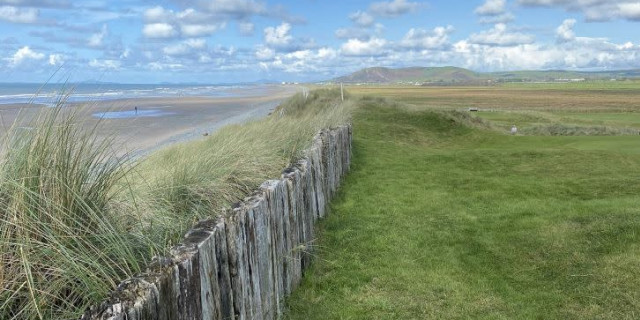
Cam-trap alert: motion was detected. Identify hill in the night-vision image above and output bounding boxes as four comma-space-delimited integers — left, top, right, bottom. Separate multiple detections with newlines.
332, 66, 640, 84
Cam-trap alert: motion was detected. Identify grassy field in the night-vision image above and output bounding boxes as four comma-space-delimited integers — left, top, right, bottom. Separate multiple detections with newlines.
346, 81, 640, 111
284, 91, 640, 319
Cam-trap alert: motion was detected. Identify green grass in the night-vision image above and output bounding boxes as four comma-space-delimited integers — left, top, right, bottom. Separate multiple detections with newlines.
284, 98, 640, 319
500, 80, 640, 90
0, 88, 351, 319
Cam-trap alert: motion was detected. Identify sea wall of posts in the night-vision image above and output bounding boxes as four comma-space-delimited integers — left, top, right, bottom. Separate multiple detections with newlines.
82, 124, 352, 320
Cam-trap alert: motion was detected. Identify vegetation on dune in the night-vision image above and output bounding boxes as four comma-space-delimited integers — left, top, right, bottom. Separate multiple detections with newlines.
0, 106, 154, 319
0, 88, 351, 319
285, 96, 640, 319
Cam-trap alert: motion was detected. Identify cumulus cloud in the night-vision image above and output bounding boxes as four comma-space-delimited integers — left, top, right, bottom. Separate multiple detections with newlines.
618, 2, 640, 20
469, 23, 535, 46
87, 24, 107, 48
143, 6, 227, 39
341, 37, 387, 56
181, 23, 226, 37
518, 0, 640, 21
349, 11, 375, 27
89, 58, 121, 70
143, 23, 177, 38
475, 0, 506, 16
163, 38, 207, 56
255, 45, 275, 60
48, 53, 63, 65
556, 19, 576, 43
369, 0, 420, 17
0, 5, 38, 23
7, 46, 44, 66
144, 6, 173, 22
264, 22, 292, 47
400, 25, 454, 50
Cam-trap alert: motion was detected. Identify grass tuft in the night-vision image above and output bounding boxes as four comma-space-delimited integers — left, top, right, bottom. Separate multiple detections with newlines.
0, 103, 156, 319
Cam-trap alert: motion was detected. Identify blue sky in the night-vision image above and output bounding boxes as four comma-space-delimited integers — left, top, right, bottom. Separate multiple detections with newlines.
1, 0, 639, 83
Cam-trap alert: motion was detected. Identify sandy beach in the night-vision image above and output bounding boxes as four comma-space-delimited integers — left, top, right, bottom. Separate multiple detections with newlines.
0, 85, 299, 157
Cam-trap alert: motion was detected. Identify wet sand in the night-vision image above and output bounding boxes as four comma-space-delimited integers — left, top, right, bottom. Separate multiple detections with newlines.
0, 85, 299, 157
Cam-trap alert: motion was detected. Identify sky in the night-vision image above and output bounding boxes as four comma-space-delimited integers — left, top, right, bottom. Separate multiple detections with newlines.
1, 0, 640, 83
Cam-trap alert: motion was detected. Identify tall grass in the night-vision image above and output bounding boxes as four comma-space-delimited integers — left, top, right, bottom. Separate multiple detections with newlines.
0, 88, 350, 319
0, 103, 157, 319
131, 88, 352, 238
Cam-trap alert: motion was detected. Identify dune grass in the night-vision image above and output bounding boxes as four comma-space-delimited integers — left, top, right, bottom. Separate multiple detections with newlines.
0, 88, 351, 319
284, 97, 640, 319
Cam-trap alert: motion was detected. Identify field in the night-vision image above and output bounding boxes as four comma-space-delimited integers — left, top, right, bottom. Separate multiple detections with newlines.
346, 81, 640, 111
285, 83, 640, 319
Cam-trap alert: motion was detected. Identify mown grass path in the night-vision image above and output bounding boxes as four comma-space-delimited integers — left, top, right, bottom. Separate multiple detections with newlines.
285, 99, 640, 319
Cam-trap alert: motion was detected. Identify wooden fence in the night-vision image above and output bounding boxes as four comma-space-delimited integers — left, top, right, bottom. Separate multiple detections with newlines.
82, 125, 352, 320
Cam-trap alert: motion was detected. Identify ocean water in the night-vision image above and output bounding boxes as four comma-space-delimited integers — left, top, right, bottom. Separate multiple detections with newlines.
0, 83, 270, 105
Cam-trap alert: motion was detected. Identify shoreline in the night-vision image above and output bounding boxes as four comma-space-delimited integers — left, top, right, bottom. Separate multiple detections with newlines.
0, 85, 300, 158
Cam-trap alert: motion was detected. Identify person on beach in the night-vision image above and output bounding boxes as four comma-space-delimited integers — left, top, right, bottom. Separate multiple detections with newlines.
135, 106, 138, 115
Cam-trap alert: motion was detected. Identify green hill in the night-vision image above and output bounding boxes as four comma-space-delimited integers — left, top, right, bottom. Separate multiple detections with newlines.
332, 67, 640, 84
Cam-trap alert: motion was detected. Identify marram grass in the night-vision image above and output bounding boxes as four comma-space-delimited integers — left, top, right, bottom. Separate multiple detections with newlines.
0, 88, 351, 319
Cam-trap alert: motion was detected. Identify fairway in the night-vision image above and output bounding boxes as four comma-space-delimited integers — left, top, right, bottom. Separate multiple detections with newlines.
284, 97, 640, 319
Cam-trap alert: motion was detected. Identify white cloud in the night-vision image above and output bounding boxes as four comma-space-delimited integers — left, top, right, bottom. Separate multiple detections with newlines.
199, 0, 265, 17
143, 6, 226, 38
317, 47, 338, 60
147, 61, 184, 71
349, 11, 375, 27
264, 22, 292, 46
255, 45, 275, 60
87, 24, 107, 48
469, 23, 535, 46
475, 0, 506, 15
618, 2, 640, 20
0, 5, 38, 23
48, 53, 63, 66
144, 6, 173, 22
518, 0, 640, 21
143, 23, 177, 38
163, 38, 207, 56
341, 37, 387, 56
400, 26, 454, 50
369, 0, 420, 17
7, 46, 44, 66
556, 19, 576, 43
89, 59, 121, 70
479, 12, 515, 24
181, 23, 225, 37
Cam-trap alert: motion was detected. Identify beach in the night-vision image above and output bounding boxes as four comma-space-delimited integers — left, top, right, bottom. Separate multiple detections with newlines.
0, 84, 299, 157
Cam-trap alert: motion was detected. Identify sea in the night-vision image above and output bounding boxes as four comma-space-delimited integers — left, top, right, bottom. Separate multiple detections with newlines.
0, 83, 271, 105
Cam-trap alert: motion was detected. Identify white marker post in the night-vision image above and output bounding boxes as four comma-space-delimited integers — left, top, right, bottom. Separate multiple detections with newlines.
341, 83, 344, 101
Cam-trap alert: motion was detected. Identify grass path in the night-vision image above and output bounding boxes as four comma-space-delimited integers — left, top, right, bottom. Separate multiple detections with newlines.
285, 99, 640, 319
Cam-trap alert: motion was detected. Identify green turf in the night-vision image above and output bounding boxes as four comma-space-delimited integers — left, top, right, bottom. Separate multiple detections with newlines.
284, 99, 640, 319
